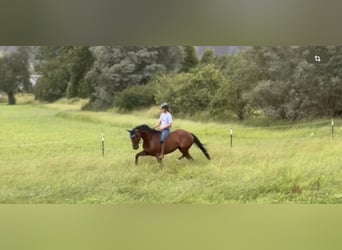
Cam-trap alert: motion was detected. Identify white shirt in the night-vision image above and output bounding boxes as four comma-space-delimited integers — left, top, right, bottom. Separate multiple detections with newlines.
160, 112, 173, 129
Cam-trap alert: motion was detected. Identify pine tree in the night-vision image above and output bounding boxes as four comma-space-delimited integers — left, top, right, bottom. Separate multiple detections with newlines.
181, 46, 199, 72
200, 48, 214, 64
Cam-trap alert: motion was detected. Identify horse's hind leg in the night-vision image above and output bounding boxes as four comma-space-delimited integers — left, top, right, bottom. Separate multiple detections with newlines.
178, 147, 193, 160
185, 153, 193, 160
178, 147, 185, 160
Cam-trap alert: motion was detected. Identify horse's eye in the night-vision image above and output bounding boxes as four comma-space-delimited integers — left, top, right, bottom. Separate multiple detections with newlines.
130, 134, 135, 139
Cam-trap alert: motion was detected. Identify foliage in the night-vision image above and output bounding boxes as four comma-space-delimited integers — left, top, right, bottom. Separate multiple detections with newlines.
154, 64, 223, 116
245, 47, 300, 119
200, 48, 215, 64
115, 83, 156, 111
85, 46, 184, 109
34, 46, 94, 102
248, 80, 293, 119
34, 46, 71, 102
292, 46, 342, 118
0, 46, 31, 104
65, 46, 94, 98
211, 52, 260, 120
31, 45, 342, 120
246, 46, 342, 119
210, 77, 246, 120
181, 46, 199, 72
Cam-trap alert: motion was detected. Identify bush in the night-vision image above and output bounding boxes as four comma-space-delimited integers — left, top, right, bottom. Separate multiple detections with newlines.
154, 65, 223, 117
115, 84, 156, 111
33, 70, 68, 102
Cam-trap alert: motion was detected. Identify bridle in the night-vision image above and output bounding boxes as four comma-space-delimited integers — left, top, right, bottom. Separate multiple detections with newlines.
129, 129, 142, 149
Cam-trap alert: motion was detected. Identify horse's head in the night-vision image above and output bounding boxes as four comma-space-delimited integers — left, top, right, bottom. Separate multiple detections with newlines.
127, 128, 142, 150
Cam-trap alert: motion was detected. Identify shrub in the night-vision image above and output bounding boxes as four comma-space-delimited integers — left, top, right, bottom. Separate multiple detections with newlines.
115, 84, 156, 111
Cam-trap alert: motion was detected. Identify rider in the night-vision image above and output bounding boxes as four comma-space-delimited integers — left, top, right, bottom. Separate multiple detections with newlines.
154, 103, 173, 159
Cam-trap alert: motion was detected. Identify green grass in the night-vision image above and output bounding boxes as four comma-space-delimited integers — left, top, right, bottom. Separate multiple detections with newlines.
1, 99, 342, 204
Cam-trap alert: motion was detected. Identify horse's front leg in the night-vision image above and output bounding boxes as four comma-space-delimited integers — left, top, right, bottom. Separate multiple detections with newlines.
135, 151, 148, 165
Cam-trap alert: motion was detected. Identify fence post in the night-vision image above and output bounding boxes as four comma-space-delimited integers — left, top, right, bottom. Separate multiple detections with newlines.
102, 133, 105, 157
331, 119, 334, 138
230, 128, 233, 147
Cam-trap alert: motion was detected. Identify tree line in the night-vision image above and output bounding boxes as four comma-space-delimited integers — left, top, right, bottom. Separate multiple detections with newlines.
1, 46, 342, 120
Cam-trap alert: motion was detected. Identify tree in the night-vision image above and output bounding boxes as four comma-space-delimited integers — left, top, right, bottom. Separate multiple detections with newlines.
66, 46, 94, 98
211, 51, 261, 120
153, 46, 185, 73
200, 49, 215, 64
181, 46, 199, 72
0, 46, 31, 105
292, 46, 342, 118
154, 64, 223, 116
248, 80, 293, 119
247, 46, 342, 119
85, 46, 184, 109
210, 78, 248, 120
245, 47, 302, 119
34, 46, 94, 102
34, 46, 71, 102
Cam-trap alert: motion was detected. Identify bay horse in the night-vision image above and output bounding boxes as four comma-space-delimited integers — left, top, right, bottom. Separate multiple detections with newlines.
127, 125, 211, 165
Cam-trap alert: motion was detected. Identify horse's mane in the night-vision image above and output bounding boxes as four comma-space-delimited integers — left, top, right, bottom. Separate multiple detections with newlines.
135, 124, 161, 134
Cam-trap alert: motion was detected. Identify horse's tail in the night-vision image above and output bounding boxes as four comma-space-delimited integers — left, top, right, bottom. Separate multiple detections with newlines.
192, 133, 211, 160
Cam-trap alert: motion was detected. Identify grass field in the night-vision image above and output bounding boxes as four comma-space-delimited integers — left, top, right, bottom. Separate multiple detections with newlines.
1, 98, 342, 204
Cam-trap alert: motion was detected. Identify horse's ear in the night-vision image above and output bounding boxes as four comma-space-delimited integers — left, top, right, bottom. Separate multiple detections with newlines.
127, 129, 132, 133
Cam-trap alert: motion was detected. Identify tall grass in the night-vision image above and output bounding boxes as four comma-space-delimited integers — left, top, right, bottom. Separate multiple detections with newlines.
0, 100, 342, 204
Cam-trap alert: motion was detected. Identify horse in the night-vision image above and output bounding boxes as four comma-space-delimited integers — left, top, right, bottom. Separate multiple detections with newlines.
127, 124, 211, 165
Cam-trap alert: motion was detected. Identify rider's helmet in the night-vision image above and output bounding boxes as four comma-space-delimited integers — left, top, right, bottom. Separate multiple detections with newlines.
160, 103, 169, 110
